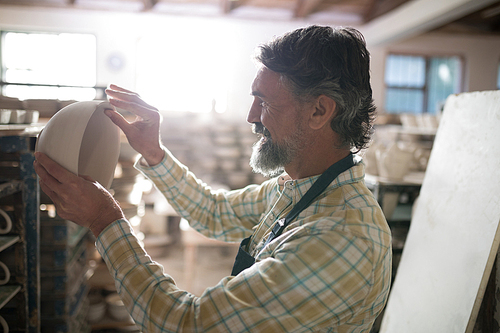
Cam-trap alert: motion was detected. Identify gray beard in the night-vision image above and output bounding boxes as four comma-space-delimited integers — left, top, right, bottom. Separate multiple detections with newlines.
249, 123, 302, 178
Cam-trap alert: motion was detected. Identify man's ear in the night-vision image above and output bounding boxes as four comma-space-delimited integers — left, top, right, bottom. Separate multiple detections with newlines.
309, 95, 336, 130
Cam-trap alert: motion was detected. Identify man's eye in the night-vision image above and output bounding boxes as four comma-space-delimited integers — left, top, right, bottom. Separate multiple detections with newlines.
260, 101, 270, 110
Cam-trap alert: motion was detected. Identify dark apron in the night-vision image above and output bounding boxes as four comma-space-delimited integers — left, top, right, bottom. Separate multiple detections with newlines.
231, 153, 355, 276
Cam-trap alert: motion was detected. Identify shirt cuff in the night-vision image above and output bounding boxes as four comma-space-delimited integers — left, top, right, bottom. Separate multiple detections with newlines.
134, 148, 187, 186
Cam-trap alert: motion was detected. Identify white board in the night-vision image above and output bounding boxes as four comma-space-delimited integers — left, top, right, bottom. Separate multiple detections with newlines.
381, 90, 500, 333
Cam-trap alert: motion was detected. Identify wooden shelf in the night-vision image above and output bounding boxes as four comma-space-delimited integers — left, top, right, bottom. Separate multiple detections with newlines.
0, 236, 20, 252
0, 134, 40, 330
0, 285, 21, 309
0, 180, 22, 199
0, 124, 44, 137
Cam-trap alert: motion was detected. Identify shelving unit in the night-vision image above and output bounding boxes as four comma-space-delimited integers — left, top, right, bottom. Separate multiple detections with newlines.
38, 207, 91, 333
0, 123, 132, 332
0, 132, 41, 332
0, 181, 24, 328
364, 174, 422, 278
1, 126, 92, 332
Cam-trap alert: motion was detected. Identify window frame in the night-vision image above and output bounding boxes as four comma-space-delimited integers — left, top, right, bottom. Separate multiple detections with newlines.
384, 52, 465, 114
0, 29, 102, 100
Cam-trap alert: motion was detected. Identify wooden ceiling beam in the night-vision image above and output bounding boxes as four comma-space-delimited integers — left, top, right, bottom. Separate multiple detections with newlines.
142, 0, 158, 11
221, 0, 242, 14
362, 0, 500, 46
294, 0, 325, 18
363, 0, 411, 23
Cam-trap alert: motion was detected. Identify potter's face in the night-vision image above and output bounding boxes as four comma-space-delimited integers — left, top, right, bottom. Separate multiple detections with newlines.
249, 122, 304, 177
247, 66, 306, 177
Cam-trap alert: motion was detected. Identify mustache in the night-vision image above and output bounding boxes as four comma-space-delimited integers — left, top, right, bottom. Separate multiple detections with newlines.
252, 123, 271, 137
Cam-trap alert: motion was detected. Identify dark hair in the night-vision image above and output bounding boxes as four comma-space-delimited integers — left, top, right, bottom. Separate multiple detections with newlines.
254, 25, 376, 151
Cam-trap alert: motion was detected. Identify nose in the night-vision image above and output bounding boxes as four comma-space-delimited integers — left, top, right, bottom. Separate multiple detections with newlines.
246, 98, 261, 124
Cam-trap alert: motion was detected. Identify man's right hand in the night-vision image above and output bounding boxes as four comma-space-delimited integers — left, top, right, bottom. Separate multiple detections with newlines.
105, 84, 165, 166
34, 152, 124, 237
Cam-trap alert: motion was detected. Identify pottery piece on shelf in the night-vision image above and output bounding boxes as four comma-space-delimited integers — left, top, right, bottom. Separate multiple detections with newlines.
422, 113, 440, 130
9, 110, 26, 124
399, 113, 418, 129
363, 142, 381, 176
87, 294, 106, 323
382, 192, 399, 220
0, 209, 12, 235
36, 100, 120, 189
0, 261, 10, 285
376, 142, 413, 181
24, 110, 39, 124
0, 110, 11, 124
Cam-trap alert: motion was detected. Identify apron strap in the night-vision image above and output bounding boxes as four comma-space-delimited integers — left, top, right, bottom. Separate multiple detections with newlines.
231, 153, 355, 276
230, 237, 255, 276
261, 153, 355, 250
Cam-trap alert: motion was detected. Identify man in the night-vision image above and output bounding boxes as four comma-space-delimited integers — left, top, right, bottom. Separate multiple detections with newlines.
34, 25, 391, 332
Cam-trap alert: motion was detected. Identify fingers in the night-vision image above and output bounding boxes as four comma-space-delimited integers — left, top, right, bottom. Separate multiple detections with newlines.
104, 84, 162, 160
34, 155, 65, 207
107, 97, 159, 126
34, 154, 62, 193
34, 153, 123, 232
106, 97, 151, 122
38, 177, 59, 204
108, 84, 135, 95
106, 86, 158, 111
104, 108, 134, 133
105, 84, 160, 123
34, 152, 75, 185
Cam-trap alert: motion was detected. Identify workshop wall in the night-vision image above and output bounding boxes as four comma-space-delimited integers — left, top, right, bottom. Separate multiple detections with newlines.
1, 5, 499, 119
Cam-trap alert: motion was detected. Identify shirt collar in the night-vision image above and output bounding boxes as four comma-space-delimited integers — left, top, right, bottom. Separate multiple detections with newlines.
275, 156, 365, 194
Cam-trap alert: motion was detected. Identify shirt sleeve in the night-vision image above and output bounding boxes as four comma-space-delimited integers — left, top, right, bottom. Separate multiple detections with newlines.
134, 148, 272, 242
96, 218, 385, 333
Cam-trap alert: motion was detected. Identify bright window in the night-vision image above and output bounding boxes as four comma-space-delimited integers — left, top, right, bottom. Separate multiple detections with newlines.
385, 54, 462, 114
136, 25, 231, 113
1, 31, 97, 100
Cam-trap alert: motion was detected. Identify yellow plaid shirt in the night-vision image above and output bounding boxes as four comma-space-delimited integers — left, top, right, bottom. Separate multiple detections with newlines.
96, 149, 392, 333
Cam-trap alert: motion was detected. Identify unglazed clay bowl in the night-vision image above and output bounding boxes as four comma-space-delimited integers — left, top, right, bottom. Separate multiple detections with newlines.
36, 100, 120, 189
